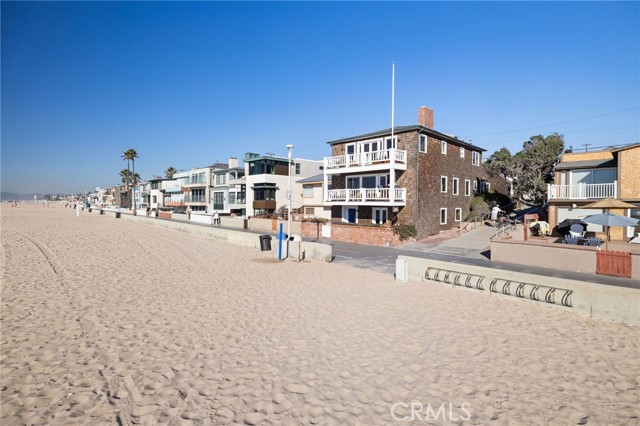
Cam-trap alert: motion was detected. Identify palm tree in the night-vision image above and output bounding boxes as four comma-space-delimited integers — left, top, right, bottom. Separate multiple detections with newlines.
165, 166, 177, 179
123, 149, 139, 208
119, 169, 132, 186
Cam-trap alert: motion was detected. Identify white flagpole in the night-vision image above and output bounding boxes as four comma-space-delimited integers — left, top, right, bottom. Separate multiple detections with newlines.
391, 62, 395, 142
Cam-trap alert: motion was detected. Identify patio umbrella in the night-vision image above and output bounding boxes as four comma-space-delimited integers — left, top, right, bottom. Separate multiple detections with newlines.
583, 212, 639, 251
583, 198, 638, 211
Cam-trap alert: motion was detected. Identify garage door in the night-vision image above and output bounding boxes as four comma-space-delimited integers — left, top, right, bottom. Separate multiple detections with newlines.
557, 207, 603, 232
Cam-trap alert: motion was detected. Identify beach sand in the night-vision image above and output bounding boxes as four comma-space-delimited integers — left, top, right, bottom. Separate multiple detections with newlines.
1, 204, 638, 425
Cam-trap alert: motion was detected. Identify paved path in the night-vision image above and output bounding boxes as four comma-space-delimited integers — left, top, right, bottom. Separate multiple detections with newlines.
320, 225, 640, 290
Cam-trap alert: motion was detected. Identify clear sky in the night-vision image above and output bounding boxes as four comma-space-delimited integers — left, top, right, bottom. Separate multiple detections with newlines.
2, 1, 638, 194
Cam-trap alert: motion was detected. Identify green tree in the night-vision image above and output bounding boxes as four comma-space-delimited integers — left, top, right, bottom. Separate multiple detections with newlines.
165, 166, 177, 179
123, 148, 139, 207
486, 133, 564, 206
119, 169, 132, 186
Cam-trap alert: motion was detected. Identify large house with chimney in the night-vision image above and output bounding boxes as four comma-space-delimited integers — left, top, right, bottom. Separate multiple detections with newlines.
322, 106, 490, 239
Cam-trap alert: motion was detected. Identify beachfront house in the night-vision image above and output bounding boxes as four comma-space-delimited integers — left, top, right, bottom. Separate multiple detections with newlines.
322, 105, 488, 240
547, 143, 640, 240
211, 158, 246, 216
163, 171, 188, 212
297, 174, 332, 221
244, 152, 322, 218
184, 162, 227, 214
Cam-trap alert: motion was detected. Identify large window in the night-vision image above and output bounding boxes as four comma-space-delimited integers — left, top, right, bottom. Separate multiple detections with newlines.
345, 174, 390, 189
303, 187, 314, 197
570, 168, 616, 185
215, 174, 226, 185
373, 208, 388, 225
228, 192, 236, 204
253, 185, 276, 201
385, 136, 397, 149
213, 192, 224, 210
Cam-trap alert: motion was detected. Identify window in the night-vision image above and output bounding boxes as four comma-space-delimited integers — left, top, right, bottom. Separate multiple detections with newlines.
303, 187, 314, 197
440, 208, 447, 225
419, 135, 427, 153
460, 147, 465, 158
295, 163, 301, 175
452, 178, 459, 195
151, 182, 159, 190
465, 179, 471, 196
215, 174, 226, 185
346, 144, 356, 155
373, 208, 388, 225
441, 140, 447, 155
228, 192, 236, 204
152, 195, 157, 203
472, 151, 480, 166
441, 176, 448, 193
473, 180, 478, 192
385, 136, 397, 149
485, 182, 491, 193
213, 192, 224, 210
305, 207, 315, 215
455, 208, 462, 222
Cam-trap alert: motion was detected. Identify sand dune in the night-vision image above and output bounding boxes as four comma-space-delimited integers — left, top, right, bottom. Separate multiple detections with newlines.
1, 204, 638, 425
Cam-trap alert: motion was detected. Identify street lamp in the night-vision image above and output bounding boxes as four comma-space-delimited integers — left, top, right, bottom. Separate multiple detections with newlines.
286, 144, 294, 248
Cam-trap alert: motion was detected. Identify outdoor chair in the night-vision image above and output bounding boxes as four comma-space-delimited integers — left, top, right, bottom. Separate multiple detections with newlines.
586, 237, 603, 247
564, 234, 579, 245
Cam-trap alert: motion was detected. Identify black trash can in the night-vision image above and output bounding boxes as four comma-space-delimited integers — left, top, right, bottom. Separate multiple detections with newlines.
115, 212, 121, 219
259, 235, 272, 251
100, 209, 104, 215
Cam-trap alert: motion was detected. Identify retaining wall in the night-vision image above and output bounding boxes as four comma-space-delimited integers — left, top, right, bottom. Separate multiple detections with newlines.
320, 223, 400, 246
398, 255, 640, 326
247, 217, 301, 236
99, 210, 331, 262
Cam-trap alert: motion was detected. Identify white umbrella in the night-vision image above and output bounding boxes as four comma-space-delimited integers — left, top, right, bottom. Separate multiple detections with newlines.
583, 212, 639, 251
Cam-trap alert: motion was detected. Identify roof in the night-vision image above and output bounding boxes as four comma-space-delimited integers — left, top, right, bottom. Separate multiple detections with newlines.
244, 155, 289, 163
610, 142, 640, 153
296, 174, 331, 184
555, 158, 617, 170
326, 125, 485, 152
206, 162, 228, 169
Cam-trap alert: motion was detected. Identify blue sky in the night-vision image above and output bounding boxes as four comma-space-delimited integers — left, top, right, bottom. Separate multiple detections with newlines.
2, 1, 638, 194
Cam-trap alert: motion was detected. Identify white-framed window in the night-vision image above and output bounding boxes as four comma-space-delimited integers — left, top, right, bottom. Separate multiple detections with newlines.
215, 174, 226, 185
385, 136, 397, 150
346, 143, 356, 155
441, 140, 447, 155
473, 180, 478, 192
440, 176, 448, 193
472, 151, 480, 166
460, 147, 465, 158
303, 187, 314, 197
455, 208, 462, 222
419, 135, 427, 153
452, 178, 459, 195
372, 207, 388, 225
464, 179, 471, 196
440, 208, 447, 225
344, 173, 390, 189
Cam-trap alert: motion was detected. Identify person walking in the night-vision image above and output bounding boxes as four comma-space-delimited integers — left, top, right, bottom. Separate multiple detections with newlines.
491, 205, 505, 227
213, 211, 220, 226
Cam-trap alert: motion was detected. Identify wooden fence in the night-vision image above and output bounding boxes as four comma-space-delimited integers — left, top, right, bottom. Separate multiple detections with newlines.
596, 250, 631, 278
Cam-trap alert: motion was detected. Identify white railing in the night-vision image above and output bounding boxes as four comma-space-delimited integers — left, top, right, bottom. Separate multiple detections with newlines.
325, 188, 407, 203
324, 149, 407, 169
547, 181, 617, 200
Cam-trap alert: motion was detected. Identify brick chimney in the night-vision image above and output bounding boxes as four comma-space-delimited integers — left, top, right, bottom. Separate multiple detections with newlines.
418, 106, 434, 129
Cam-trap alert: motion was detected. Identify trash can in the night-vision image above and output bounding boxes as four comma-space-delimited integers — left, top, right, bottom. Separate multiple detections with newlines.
100, 209, 104, 215
259, 235, 272, 251
115, 212, 121, 219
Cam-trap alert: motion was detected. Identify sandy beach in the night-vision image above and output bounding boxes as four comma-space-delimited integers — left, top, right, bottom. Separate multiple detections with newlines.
1, 204, 639, 425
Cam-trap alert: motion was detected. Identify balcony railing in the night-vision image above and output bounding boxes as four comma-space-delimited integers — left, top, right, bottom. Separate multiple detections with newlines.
184, 195, 207, 203
548, 181, 617, 200
324, 149, 407, 170
325, 188, 407, 204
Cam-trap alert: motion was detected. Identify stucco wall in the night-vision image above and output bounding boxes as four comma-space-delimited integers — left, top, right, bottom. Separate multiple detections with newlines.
491, 239, 597, 274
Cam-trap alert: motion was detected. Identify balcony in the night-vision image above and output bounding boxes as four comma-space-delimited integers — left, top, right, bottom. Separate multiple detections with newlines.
548, 182, 617, 200
324, 149, 407, 174
325, 188, 407, 206
165, 199, 186, 207
184, 195, 207, 204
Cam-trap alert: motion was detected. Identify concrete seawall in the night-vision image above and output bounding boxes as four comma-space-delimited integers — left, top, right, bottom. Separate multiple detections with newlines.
398, 255, 640, 326
100, 210, 332, 262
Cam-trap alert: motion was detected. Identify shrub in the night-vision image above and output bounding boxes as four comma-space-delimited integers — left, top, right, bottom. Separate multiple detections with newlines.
393, 223, 417, 241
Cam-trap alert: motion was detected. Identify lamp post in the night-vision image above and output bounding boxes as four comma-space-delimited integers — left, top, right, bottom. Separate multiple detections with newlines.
286, 144, 294, 246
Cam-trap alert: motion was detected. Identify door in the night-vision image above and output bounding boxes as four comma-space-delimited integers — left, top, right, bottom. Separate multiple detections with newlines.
347, 208, 357, 224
